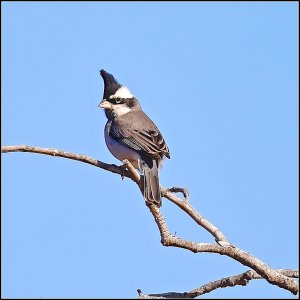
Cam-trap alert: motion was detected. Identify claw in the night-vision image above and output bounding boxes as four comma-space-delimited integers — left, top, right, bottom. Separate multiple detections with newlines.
120, 162, 128, 180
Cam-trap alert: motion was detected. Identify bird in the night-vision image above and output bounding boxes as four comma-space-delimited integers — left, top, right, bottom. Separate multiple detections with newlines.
98, 69, 170, 207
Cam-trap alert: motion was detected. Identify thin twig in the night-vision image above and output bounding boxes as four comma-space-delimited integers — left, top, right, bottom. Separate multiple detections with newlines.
167, 186, 190, 201
138, 269, 299, 299
161, 187, 228, 243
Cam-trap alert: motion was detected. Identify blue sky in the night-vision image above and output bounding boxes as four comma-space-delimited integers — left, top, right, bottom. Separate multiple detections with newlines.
2, 2, 298, 298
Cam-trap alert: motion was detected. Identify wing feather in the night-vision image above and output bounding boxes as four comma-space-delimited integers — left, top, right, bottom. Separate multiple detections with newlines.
109, 114, 170, 160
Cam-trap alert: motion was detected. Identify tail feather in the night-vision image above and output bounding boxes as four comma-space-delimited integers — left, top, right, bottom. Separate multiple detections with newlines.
142, 160, 161, 207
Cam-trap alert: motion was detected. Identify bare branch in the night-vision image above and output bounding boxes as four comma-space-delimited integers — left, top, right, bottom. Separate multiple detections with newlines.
189, 269, 299, 298
2, 145, 298, 295
166, 186, 189, 201
161, 187, 228, 243
145, 202, 298, 294
138, 269, 299, 298
1, 145, 136, 181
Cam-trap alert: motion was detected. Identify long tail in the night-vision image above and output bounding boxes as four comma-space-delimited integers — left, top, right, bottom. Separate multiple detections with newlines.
141, 160, 161, 207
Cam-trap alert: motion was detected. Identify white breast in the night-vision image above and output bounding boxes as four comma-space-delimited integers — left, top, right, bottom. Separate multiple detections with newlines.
104, 121, 140, 169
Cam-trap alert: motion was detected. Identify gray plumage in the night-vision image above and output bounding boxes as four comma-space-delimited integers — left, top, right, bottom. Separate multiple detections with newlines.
98, 70, 170, 207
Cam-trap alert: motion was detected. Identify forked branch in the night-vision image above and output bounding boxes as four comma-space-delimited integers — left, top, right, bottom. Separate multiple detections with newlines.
2, 145, 298, 296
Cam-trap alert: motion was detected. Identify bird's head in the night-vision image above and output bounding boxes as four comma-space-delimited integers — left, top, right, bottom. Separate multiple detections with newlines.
98, 69, 141, 118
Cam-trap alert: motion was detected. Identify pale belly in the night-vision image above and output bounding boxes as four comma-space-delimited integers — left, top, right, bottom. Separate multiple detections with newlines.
104, 122, 140, 169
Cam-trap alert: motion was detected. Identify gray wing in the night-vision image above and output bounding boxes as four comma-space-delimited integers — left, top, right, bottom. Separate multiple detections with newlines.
110, 111, 170, 161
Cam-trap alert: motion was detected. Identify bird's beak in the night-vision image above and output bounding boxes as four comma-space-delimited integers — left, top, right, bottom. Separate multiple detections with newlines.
98, 99, 112, 109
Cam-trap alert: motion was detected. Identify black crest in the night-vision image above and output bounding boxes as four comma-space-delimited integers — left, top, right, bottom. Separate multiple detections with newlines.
100, 69, 122, 99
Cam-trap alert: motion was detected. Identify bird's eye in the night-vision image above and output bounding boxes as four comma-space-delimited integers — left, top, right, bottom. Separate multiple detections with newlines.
115, 98, 122, 104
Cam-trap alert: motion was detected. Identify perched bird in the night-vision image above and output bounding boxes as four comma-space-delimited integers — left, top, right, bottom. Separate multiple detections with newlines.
98, 69, 170, 207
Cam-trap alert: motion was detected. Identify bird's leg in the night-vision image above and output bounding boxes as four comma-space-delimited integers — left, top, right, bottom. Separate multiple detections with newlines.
122, 159, 141, 184
119, 162, 128, 180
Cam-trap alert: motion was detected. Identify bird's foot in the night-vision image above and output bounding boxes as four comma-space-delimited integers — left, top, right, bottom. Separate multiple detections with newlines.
121, 159, 141, 183
119, 162, 128, 180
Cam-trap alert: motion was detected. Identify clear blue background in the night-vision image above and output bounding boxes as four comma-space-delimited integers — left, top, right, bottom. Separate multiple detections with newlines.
2, 2, 298, 298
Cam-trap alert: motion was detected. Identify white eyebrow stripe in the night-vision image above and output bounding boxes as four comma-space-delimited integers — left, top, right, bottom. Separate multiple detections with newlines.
110, 86, 133, 99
